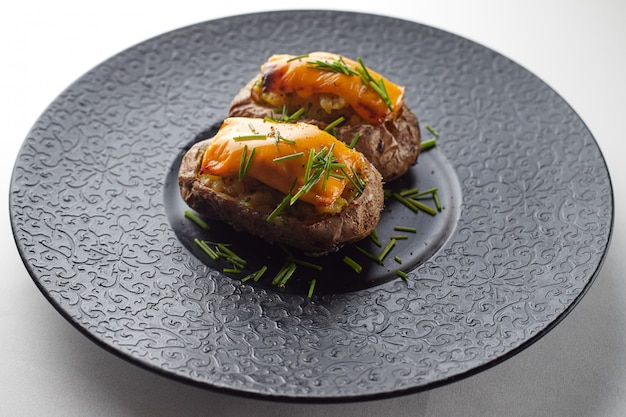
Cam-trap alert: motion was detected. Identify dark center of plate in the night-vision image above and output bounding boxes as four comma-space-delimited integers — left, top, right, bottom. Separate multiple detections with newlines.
164, 124, 462, 296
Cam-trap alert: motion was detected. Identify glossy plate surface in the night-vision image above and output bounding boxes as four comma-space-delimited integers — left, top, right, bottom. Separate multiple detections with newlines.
10, 10, 613, 402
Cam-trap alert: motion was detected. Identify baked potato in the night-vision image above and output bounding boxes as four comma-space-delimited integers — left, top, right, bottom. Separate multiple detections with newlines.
178, 117, 384, 256
228, 52, 421, 181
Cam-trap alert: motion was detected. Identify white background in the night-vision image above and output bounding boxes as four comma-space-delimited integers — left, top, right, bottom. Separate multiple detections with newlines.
2, 1, 625, 416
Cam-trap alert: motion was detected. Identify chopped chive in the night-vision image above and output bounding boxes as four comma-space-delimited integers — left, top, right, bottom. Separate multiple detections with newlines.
343, 256, 363, 273
322, 143, 336, 188
290, 170, 322, 205
184, 210, 209, 231
194, 238, 219, 261
377, 238, 397, 263
340, 166, 364, 196
356, 57, 374, 82
308, 56, 393, 112
394, 256, 402, 264
242, 265, 268, 283
413, 187, 438, 198
303, 149, 315, 182
392, 192, 420, 213
271, 263, 288, 285
308, 58, 356, 76
377, 78, 393, 110
421, 138, 437, 150
272, 262, 297, 287
223, 268, 241, 274
307, 279, 317, 299
399, 188, 419, 197
216, 243, 247, 268
324, 116, 345, 132
233, 134, 267, 141
355, 245, 383, 265
238, 145, 256, 181
369, 229, 382, 247
434, 192, 442, 211
253, 265, 268, 282
247, 123, 257, 133
267, 179, 297, 221
273, 152, 305, 163
287, 257, 323, 271
287, 54, 309, 62
396, 270, 409, 280
426, 124, 440, 137
267, 193, 290, 221
394, 226, 417, 233
350, 165, 366, 191
368, 80, 393, 110
245, 148, 257, 177
347, 132, 361, 149
284, 105, 308, 122
275, 130, 296, 145
278, 264, 297, 287
408, 198, 437, 216
390, 235, 408, 240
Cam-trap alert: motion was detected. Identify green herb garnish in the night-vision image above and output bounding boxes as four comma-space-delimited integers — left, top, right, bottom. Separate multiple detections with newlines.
287, 54, 310, 62
409, 199, 437, 216
215, 243, 248, 269
396, 270, 408, 280
242, 265, 268, 283
287, 257, 324, 271
194, 238, 219, 261
307, 56, 394, 111
273, 129, 297, 145
238, 144, 256, 181
184, 210, 209, 231
273, 152, 305, 163
343, 256, 363, 273
394, 226, 417, 233
347, 133, 361, 149
307, 279, 317, 299
426, 124, 440, 137
233, 134, 267, 141
355, 245, 383, 265
272, 262, 297, 287
266, 179, 298, 221
377, 238, 397, 263
421, 138, 437, 150
324, 116, 345, 133
369, 229, 381, 247
434, 192, 442, 212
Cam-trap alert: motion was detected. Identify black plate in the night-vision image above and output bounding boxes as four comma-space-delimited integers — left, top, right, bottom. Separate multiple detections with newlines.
9, 10, 613, 402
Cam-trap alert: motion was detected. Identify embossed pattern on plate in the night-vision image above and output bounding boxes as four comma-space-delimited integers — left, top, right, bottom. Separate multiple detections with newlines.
9, 10, 613, 402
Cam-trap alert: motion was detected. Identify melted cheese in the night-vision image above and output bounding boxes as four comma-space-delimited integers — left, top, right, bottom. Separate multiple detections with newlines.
200, 117, 365, 207
259, 52, 404, 124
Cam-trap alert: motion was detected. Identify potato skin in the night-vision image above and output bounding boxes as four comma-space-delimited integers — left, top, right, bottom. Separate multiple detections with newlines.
178, 139, 384, 256
228, 77, 421, 181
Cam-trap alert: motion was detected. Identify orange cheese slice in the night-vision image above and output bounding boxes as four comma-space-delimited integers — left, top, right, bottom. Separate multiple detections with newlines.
259, 52, 404, 124
200, 117, 365, 207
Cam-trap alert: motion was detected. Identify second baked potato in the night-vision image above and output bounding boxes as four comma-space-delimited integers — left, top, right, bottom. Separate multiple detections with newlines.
228, 52, 421, 181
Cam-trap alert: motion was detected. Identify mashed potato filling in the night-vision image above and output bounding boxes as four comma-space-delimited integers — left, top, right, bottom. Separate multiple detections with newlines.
255, 52, 405, 124
200, 117, 365, 208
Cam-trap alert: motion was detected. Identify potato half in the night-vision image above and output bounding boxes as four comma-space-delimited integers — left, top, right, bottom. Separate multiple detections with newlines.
178, 118, 384, 256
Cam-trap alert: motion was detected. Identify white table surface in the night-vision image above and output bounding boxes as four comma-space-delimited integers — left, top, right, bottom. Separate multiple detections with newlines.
2, 1, 625, 416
